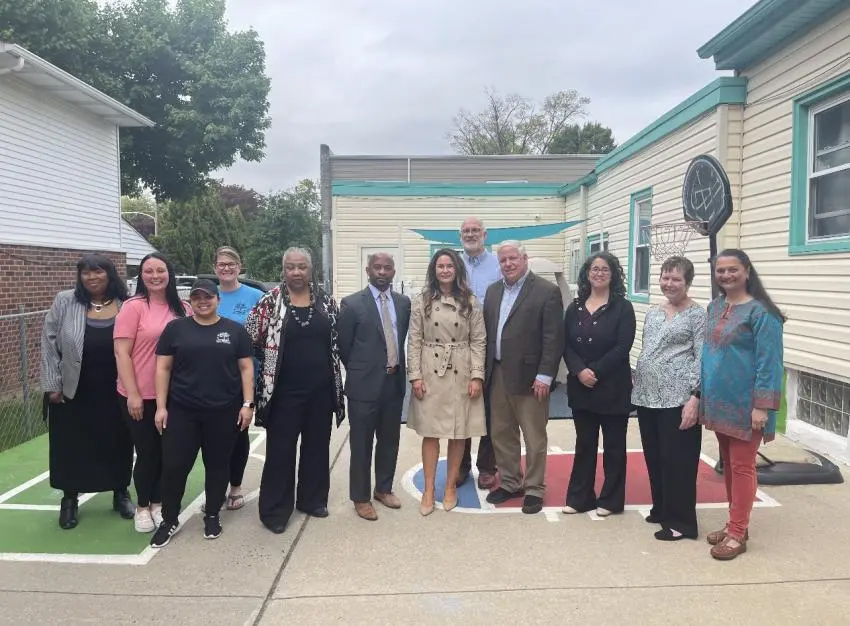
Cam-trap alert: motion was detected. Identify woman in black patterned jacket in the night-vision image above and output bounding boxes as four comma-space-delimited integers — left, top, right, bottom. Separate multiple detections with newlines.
245, 247, 345, 534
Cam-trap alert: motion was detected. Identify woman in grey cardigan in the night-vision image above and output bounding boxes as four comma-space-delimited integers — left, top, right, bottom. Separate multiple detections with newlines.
41, 255, 135, 529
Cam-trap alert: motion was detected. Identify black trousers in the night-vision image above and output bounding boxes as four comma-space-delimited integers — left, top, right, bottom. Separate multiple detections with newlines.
229, 428, 250, 487
566, 410, 629, 513
120, 396, 162, 508
459, 392, 497, 476
259, 384, 333, 528
637, 406, 702, 537
348, 374, 403, 502
160, 401, 239, 524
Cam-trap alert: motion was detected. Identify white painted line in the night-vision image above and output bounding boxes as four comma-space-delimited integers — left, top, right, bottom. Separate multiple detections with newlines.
543, 510, 560, 522
587, 510, 606, 521
249, 453, 266, 462
0, 504, 59, 511
0, 471, 49, 504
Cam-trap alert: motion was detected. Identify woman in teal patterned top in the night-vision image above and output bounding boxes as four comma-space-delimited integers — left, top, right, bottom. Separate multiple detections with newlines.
699, 249, 785, 562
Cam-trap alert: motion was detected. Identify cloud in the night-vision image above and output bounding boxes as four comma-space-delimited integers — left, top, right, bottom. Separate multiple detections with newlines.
217, 0, 757, 191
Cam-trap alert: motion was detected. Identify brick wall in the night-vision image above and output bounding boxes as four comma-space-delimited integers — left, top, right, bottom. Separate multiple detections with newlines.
0, 244, 127, 396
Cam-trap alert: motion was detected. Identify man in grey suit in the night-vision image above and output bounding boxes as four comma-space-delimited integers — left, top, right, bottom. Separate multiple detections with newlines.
339, 252, 411, 521
483, 240, 564, 515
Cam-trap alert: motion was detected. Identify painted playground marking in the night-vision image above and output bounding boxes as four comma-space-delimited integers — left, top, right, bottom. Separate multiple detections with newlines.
0, 429, 267, 565
400, 447, 781, 523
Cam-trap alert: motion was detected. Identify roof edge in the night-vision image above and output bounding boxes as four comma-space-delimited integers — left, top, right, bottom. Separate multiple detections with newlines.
559, 77, 748, 197
332, 181, 566, 197
697, 0, 787, 59
0, 43, 155, 128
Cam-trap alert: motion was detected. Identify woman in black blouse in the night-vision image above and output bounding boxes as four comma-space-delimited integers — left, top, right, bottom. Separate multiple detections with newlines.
563, 252, 636, 516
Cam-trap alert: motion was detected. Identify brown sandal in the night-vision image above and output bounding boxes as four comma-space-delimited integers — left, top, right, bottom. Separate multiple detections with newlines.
706, 527, 749, 545
710, 535, 747, 560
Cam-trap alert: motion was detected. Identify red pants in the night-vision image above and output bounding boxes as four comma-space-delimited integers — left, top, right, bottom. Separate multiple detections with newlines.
716, 432, 762, 539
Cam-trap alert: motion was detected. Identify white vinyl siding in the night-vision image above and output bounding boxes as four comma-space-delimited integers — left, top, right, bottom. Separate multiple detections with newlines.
0, 75, 122, 252
332, 196, 566, 299
582, 112, 721, 361
740, 3, 850, 381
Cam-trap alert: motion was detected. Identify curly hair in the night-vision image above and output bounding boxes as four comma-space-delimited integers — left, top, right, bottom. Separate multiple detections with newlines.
421, 248, 474, 318
576, 251, 626, 302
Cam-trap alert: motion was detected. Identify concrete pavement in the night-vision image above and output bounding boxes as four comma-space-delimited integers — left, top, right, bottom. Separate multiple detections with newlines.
0, 420, 848, 625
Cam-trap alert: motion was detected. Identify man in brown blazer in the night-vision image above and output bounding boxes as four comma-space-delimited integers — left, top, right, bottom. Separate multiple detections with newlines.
483, 240, 564, 514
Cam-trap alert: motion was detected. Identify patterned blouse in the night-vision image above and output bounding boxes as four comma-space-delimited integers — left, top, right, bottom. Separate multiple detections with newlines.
632, 302, 706, 409
699, 297, 784, 442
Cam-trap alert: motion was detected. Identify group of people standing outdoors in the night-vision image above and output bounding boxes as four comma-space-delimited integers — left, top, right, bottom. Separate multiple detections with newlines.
41, 215, 784, 562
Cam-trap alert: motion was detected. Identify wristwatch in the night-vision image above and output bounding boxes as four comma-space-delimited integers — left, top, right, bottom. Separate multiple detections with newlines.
242, 401, 255, 409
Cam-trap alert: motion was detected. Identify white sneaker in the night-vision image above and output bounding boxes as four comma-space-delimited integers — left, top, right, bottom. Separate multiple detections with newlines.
134, 508, 155, 533
150, 505, 163, 527
561, 505, 578, 514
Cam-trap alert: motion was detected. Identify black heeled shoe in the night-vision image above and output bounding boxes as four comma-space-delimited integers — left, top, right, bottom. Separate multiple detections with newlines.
59, 496, 79, 530
113, 488, 135, 519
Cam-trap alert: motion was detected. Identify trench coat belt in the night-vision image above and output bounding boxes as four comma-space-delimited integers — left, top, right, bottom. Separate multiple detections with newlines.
422, 341, 469, 377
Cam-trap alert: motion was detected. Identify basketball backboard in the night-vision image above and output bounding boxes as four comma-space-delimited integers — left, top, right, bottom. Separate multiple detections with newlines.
682, 154, 733, 237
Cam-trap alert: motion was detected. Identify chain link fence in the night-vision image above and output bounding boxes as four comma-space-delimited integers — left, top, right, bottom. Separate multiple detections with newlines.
0, 307, 49, 453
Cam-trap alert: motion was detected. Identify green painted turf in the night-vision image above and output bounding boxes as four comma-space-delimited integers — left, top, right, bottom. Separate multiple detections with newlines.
0, 434, 214, 555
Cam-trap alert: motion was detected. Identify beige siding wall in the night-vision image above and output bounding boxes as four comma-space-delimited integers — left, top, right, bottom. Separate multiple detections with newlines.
583, 112, 725, 361
332, 196, 566, 299
740, 5, 850, 381
564, 192, 583, 282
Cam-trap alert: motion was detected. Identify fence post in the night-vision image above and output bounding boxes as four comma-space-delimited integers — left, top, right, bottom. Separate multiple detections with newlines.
19, 304, 32, 440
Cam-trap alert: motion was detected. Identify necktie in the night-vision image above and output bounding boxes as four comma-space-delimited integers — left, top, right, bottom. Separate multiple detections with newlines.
380, 291, 398, 367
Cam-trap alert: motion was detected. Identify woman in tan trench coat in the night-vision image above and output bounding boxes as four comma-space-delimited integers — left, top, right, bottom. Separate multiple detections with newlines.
407, 248, 486, 516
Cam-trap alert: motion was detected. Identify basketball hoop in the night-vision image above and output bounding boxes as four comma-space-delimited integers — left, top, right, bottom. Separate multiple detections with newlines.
643, 221, 702, 261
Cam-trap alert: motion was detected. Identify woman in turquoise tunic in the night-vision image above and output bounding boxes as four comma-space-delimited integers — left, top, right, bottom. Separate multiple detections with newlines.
699, 249, 784, 561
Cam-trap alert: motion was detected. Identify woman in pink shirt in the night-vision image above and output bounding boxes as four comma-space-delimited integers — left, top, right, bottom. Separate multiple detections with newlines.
114, 253, 192, 533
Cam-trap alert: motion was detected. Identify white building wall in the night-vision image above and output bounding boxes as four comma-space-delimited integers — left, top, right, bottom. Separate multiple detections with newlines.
0, 75, 122, 252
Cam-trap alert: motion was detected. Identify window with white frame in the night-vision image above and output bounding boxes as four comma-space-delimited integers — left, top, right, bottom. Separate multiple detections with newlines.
588, 233, 609, 254
632, 197, 651, 295
569, 239, 581, 283
808, 94, 850, 240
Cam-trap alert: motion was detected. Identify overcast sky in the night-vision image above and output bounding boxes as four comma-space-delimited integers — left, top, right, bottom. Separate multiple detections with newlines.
218, 0, 757, 193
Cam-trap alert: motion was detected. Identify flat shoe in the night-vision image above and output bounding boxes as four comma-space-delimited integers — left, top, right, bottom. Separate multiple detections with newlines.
707, 527, 749, 545
711, 536, 747, 560
561, 505, 578, 514
654, 528, 695, 541
645, 514, 661, 524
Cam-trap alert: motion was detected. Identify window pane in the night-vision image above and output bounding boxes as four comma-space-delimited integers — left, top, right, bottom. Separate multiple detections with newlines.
815, 144, 850, 171
815, 99, 850, 155
810, 169, 850, 239
637, 199, 652, 245
635, 247, 649, 293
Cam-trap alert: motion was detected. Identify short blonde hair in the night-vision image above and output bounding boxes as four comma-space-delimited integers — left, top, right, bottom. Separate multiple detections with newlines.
495, 240, 527, 257
215, 246, 242, 265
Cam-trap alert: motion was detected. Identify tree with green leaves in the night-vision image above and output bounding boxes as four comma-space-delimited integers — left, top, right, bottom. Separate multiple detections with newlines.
548, 122, 617, 155
0, 0, 271, 200
213, 182, 265, 222
244, 180, 322, 282
151, 189, 247, 275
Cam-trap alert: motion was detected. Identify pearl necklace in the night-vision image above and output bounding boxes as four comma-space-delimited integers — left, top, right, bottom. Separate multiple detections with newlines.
90, 298, 114, 313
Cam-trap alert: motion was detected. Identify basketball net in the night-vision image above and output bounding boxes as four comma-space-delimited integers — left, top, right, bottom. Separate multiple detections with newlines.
643, 221, 703, 261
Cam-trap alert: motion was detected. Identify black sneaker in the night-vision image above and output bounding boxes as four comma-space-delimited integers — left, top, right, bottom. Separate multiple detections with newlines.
203, 514, 222, 540
150, 521, 179, 548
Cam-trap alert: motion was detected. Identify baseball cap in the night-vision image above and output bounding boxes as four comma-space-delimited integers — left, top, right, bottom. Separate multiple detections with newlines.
190, 278, 219, 297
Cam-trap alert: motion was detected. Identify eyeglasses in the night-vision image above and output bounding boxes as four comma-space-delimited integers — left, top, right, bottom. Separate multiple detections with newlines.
589, 267, 611, 275
461, 228, 482, 235
216, 262, 238, 269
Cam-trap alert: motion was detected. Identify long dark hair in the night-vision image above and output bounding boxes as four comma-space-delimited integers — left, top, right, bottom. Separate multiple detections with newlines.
716, 248, 786, 322
133, 252, 187, 318
422, 248, 474, 318
576, 251, 626, 302
74, 254, 128, 306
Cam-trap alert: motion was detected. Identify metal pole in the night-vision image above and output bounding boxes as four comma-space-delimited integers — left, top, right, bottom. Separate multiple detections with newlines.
18, 305, 31, 440
709, 232, 719, 299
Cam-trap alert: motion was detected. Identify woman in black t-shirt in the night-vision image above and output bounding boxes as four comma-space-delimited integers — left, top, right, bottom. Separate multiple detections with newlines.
149, 279, 255, 548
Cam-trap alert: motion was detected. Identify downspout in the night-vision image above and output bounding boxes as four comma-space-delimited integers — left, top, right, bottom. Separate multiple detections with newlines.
320, 144, 333, 295
579, 184, 588, 260
0, 56, 25, 75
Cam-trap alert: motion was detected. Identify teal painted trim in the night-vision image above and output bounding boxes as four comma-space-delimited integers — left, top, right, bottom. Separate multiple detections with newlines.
789, 71, 850, 256
627, 187, 653, 303
594, 78, 747, 176
558, 172, 597, 197
332, 181, 565, 197
586, 231, 608, 254
428, 243, 464, 257
698, 0, 846, 71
